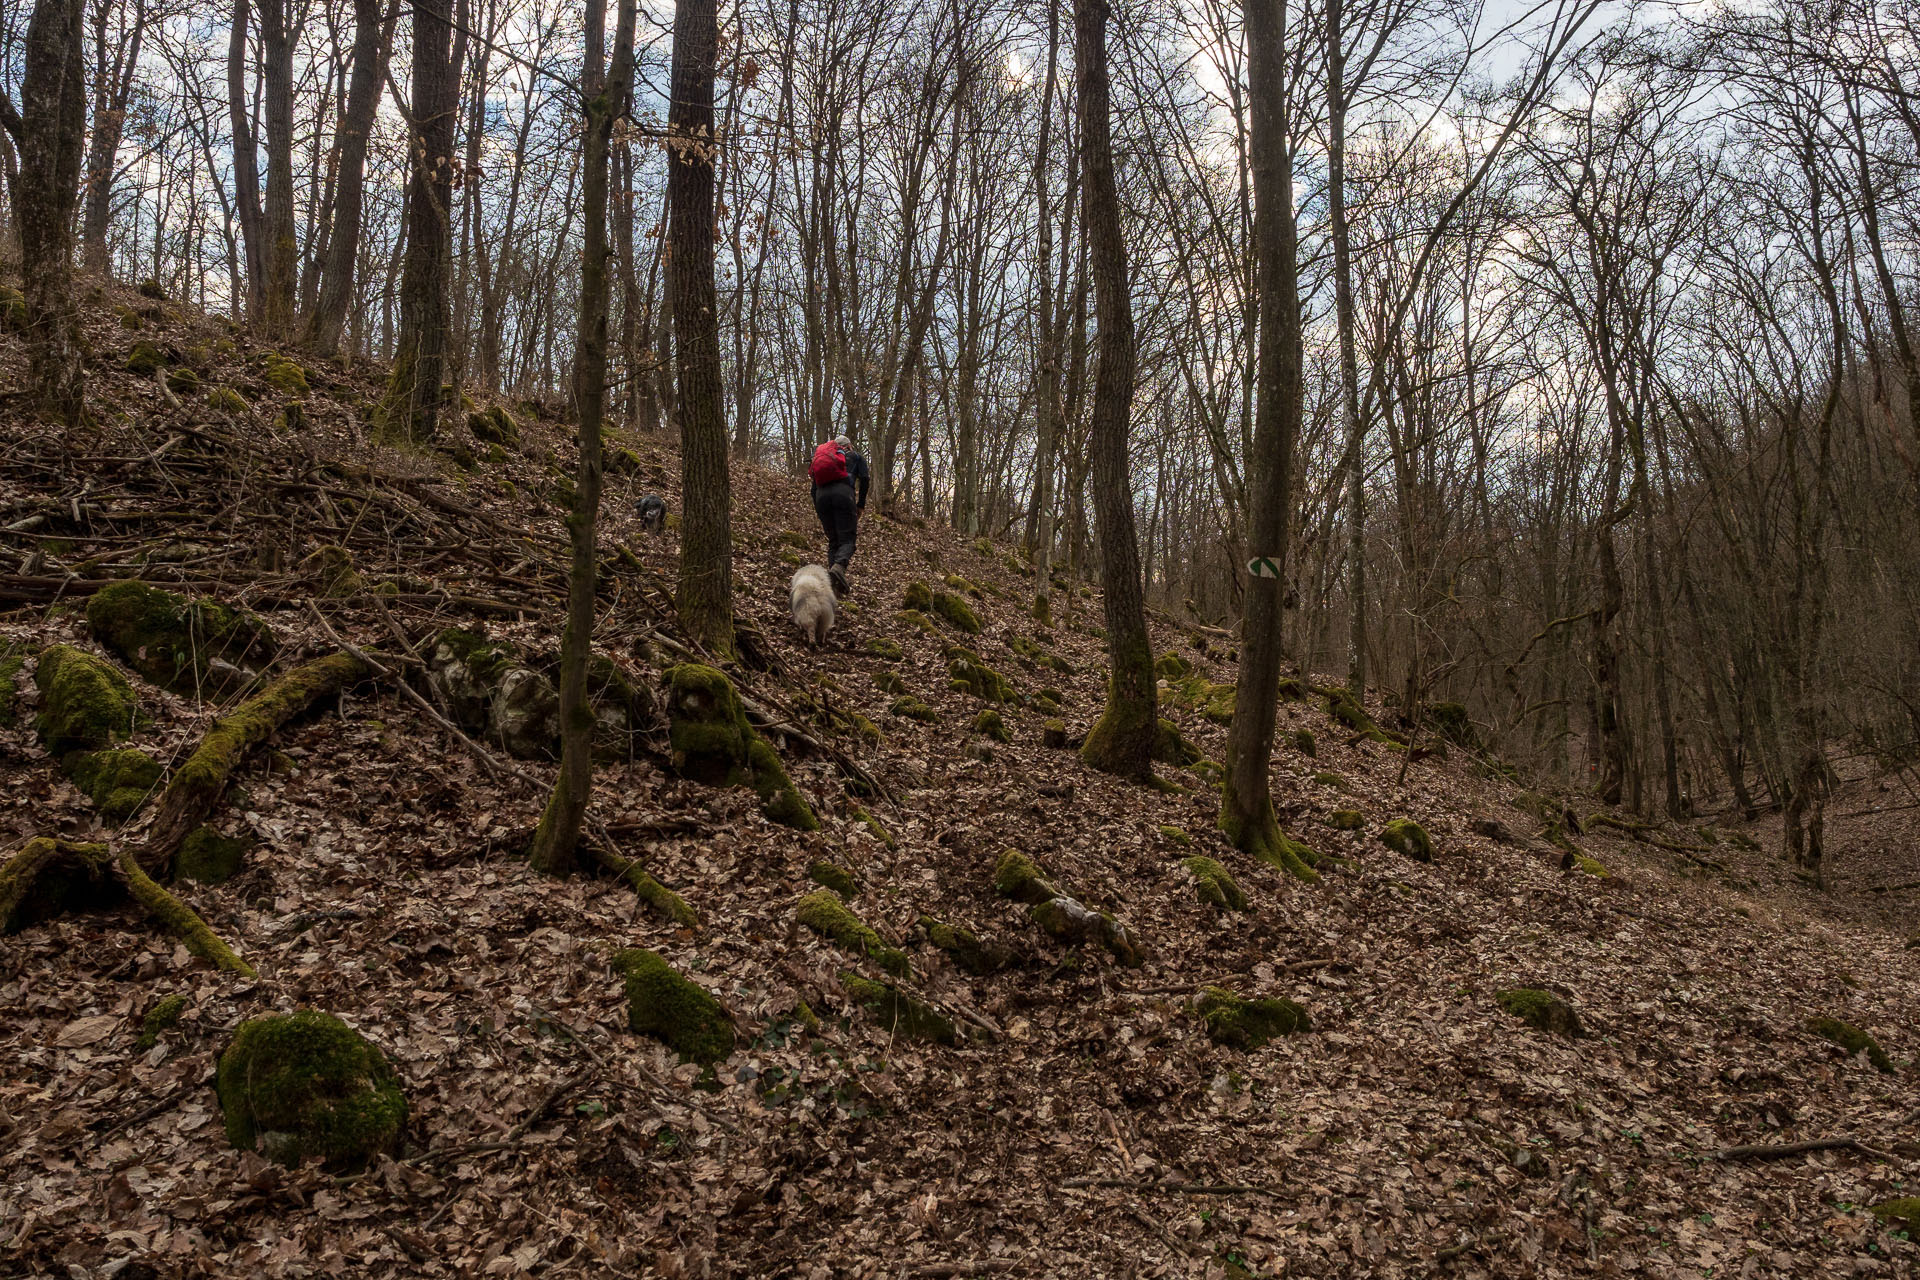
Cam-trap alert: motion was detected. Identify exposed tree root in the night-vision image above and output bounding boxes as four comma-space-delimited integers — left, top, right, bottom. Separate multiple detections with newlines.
0, 837, 113, 932
114, 846, 256, 975
592, 845, 699, 928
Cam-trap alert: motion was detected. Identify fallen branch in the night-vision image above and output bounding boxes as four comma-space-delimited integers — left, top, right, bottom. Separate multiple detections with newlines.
1714, 1137, 1871, 1161
114, 846, 256, 975
1061, 1176, 1277, 1195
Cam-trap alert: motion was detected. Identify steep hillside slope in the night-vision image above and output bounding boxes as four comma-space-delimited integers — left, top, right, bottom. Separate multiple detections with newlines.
1, 289, 1916, 1279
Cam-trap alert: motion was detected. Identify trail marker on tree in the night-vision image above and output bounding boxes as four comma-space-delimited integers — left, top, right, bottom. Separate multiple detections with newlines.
1247, 556, 1282, 579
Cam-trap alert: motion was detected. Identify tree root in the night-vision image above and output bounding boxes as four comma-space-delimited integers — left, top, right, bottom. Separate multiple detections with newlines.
0, 837, 113, 932
592, 845, 699, 928
114, 846, 255, 975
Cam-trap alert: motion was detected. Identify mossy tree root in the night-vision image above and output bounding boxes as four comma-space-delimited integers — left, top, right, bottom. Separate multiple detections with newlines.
594, 846, 700, 928
0, 837, 113, 932
114, 847, 256, 975
1219, 785, 1319, 884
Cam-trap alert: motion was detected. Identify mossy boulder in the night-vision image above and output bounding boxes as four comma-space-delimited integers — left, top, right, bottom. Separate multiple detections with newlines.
490, 666, 561, 760
1325, 687, 1403, 745
138, 994, 188, 1051
166, 367, 201, 396
259, 353, 310, 397
467, 405, 521, 448
299, 544, 363, 598
903, 580, 934, 611
1159, 824, 1193, 847
1197, 987, 1309, 1049
798, 890, 908, 974
1292, 728, 1316, 757
1496, 988, 1583, 1037
426, 628, 515, 732
207, 385, 250, 416
125, 341, 167, 375
1312, 771, 1345, 788
176, 826, 251, 883
1010, 634, 1073, 674
1185, 856, 1246, 911
896, 608, 940, 636
1152, 718, 1201, 767
946, 646, 1015, 702
807, 860, 859, 899
1171, 676, 1236, 725
992, 850, 1059, 904
747, 736, 819, 831
866, 637, 904, 662
612, 949, 734, 1064
841, 972, 956, 1044
1427, 701, 1479, 749
86, 581, 277, 695
919, 916, 1007, 974
1327, 809, 1364, 831
1807, 1016, 1894, 1072
1381, 818, 1432, 862
586, 655, 656, 761
1871, 1198, 1920, 1229
667, 664, 817, 829
1569, 854, 1611, 879
873, 670, 907, 696
1042, 719, 1069, 749
889, 695, 937, 722
34, 645, 137, 755
67, 748, 162, 822
216, 1010, 407, 1169
1029, 896, 1144, 967
1155, 651, 1194, 681
930, 590, 981, 634
973, 708, 1012, 743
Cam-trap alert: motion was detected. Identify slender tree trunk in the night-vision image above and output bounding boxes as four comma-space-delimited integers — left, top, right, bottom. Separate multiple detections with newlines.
379, 0, 464, 442
259, 0, 297, 336
1220, 0, 1310, 877
227, 0, 265, 320
307, 0, 390, 357
79, 0, 145, 278
1074, 0, 1155, 783
670, 0, 733, 655
1028, 2, 1062, 625
1328, 0, 1367, 695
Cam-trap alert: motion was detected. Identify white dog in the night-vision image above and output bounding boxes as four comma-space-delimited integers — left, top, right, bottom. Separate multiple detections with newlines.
789, 563, 836, 646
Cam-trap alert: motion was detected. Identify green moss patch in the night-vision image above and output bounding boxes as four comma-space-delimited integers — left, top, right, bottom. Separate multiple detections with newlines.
259, 352, 310, 397
1042, 718, 1069, 749
1381, 818, 1433, 862
1326, 809, 1363, 831
896, 609, 940, 636
851, 806, 896, 849
866, 637, 904, 662
798, 889, 908, 975
873, 671, 907, 696
841, 972, 956, 1044
86, 581, 277, 694
1570, 854, 1611, 879
1185, 857, 1246, 911
1496, 988, 1583, 1037
67, 748, 162, 822
137, 993, 188, 1051
166, 367, 201, 396
973, 708, 1012, 743
903, 580, 934, 611
919, 916, 1006, 974
1312, 771, 1345, 788
0, 643, 24, 727
1152, 718, 1201, 766
1427, 701, 1478, 749
176, 826, 251, 883
613, 949, 734, 1064
992, 850, 1058, 904
0, 286, 27, 333
468, 405, 521, 448
1292, 728, 1316, 757
34, 645, 138, 755
1196, 987, 1308, 1049
930, 590, 981, 634
1324, 687, 1402, 745
1807, 1016, 1894, 1072
946, 646, 1015, 701
1871, 1198, 1920, 1229
1170, 675, 1236, 725
667, 664, 816, 829
1155, 651, 1193, 680
807, 861, 859, 899
889, 695, 938, 722
216, 1010, 407, 1169
299, 544, 363, 598
1159, 824, 1193, 847
207, 385, 249, 415
125, 341, 167, 375
1010, 634, 1074, 674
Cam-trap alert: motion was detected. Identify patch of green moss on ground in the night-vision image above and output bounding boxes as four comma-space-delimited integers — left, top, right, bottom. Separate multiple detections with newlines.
216, 1010, 407, 1169
300, 544, 363, 598
1807, 1016, 1894, 1072
1153, 718, 1201, 766
1326, 809, 1363, 831
748, 737, 818, 830
1170, 675, 1236, 725
1292, 728, 1316, 757
206, 385, 249, 415
841, 972, 956, 1044
1496, 988, 1583, 1037
919, 916, 1005, 974
85, 581, 277, 694
0, 286, 27, 333
1324, 686, 1401, 744
1381, 818, 1433, 861
1197, 987, 1308, 1049
866, 637, 904, 661
468, 405, 521, 448
851, 806, 896, 849
798, 889, 908, 975
930, 590, 981, 634
1159, 824, 1193, 847
34, 645, 137, 755
166, 367, 200, 395
1312, 771, 1345, 788
1872, 1198, 1920, 1228
613, 949, 734, 1063
889, 695, 938, 722
1571, 854, 1611, 879
992, 850, 1058, 904
1155, 651, 1193, 680
175, 826, 252, 883
1185, 857, 1246, 911
873, 671, 907, 696
808, 861, 859, 899
895, 609, 940, 636
903, 580, 934, 611
260, 352, 310, 396
67, 748, 163, 822
973, 708, 1012, 743
0, 643, 23, 727
137, 994, 188, 1050
125, 341, 167, 375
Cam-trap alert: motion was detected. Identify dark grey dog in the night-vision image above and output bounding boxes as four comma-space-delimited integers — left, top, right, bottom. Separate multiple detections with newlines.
636, 494, 668, 531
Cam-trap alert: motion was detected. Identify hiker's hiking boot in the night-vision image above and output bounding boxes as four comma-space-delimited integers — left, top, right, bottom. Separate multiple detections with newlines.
829, 564, 849, 598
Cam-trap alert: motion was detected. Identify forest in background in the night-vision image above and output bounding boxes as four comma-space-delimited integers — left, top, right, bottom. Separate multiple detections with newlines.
7, 0, 1920, 880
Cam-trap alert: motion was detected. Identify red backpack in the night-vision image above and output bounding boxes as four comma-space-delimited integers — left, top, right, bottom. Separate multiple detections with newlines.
809, 440, 849, 485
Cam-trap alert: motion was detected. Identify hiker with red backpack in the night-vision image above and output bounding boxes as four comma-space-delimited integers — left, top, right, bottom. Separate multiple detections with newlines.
809, 434, 868, 596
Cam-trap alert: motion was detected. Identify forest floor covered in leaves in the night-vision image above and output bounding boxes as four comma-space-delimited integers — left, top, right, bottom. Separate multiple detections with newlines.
1, 288, 1917, 1279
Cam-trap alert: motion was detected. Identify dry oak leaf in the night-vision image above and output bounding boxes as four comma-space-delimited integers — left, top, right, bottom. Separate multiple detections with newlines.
57, 1014, 120, 1048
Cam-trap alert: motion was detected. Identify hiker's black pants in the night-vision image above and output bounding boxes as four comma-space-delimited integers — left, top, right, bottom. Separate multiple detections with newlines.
813, 482, 859, 571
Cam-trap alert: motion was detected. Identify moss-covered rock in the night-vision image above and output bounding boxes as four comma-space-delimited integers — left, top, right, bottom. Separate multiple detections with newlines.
866, 637, 904, 662
216, 1010, 407, 1169
1326, 809, 1363, 831
973, 708, 1012, 743
426, 628, 514, 732
1170, 675, 1236, 725
919, 916, 1006, 974
1292, 728, 1316, 757
612, 949, 734, 1064
1010, 633, 1073, 674
1570, 854, 1611, 879
586, 655, 656, 761
207, 385, 250, 416
176, 826, 251, 883
125, 341, 167, 375
747, 736, 819, 831
1496, 988, 1583, 1037
1185, 856, 1246, 911
1381, 818, 1432, 862
34, 645, 137, 755
873, 670, 907, 696
841, 972, 956, 1044
797, 889, 908, 975
992, 849, 1059, 904
1807, 1016, 1894, 1072
85, 581, 277, 695
1197, 987, 1309, 1049
1155, 651, 1193, 681
137, 993, 188, 1051
467, 405, 521, 448
1427, 701, 1478, 749
259, 352, 310, 397
1042, 719, 1069, 749
930, 590, 981, 634
946, 646, 1015, 702
1312, 771, 1345, 788
1871, 1198, 1920, 1229
67, 748, 163, 822
1159, 824, 1193, 847
299, 544, 363, 598
667, 664, 817, 829
0, 286, 26, 333
166, 366, 201, 396
851, 806, 896, 849
490, 666, 561, 760
807, 860, 859, 899
889, 695, 937, 722
903, 580, 934, 611
1029, 896, 1144, 966
1153, 718, 1201, 766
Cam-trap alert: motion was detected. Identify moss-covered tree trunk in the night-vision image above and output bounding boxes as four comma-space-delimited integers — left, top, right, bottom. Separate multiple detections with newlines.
1221, 0, 1308, 874
1073, 0, 1155, 783
530, 0, 637, 876
1, 0, 88, 425
669, 0, 734, 657
378, 0, 465, 442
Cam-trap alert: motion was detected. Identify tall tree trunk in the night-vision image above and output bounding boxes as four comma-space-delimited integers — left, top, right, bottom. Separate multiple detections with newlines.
1074, 0, 1155, 783
227, 0, 265, 320
1328, 0, 1367, 695
379, 0, 464, 442
259, 0, 297, 336
3, 0, 88, 424
670, 0, 733, 656
79, 0, 146, 278
529, 0, 636, 876
1027, 1, 1062, 625
1220, 0, 1310, 877
307, 0, 390, 357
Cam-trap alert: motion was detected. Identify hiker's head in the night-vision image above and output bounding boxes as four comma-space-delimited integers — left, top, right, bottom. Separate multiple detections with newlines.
832, 434, 852, 451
